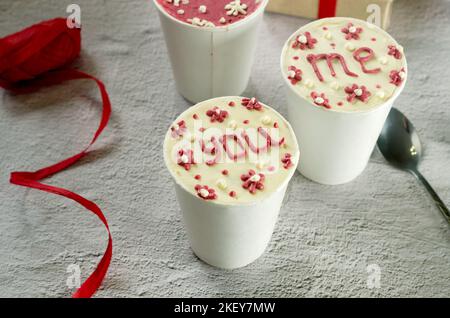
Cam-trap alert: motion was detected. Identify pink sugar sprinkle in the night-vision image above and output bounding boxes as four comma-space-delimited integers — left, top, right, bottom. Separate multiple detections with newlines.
274, 122, 279, 128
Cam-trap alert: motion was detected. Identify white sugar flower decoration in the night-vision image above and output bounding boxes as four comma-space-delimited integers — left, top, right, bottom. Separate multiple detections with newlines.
225, 0, 248, 16
187, 17, 215, 27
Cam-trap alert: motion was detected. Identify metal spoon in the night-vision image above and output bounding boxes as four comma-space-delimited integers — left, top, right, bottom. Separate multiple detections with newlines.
377, 107, 450, 223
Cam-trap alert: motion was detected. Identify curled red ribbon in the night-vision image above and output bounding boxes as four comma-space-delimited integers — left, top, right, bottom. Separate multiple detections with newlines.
0, 18, 112, 298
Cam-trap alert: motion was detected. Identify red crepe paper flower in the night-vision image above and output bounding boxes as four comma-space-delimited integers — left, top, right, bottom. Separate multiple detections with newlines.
206, 106, 228, 123
177, 149, 195, 171
388, 45, 402, 59
345, 84, 371, 103
341, 23, 363, 40
389, 68, 406, 86
292, 32, 317, 50
242, 97, 262, 111
287, 66, 302, 85
281, 153, 293, 169
171, 120, 187, 138
195, 185, 217, 200
241, 169, 265, 194
311, 91, 331, 109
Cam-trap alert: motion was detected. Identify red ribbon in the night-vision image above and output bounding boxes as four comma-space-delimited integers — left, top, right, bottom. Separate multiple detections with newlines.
318, 0, 338, 19
0, 18, 112, 298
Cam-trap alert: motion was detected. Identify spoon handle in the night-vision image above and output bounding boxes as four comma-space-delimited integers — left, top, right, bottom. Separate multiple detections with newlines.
410, 169, 450, 224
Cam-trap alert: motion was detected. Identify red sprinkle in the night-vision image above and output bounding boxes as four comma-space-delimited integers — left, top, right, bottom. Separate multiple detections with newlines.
274, 122, 279, 128
229, 191, 236, 198
337, 101, 343, 106
376, 84, 382, 89
199, 127, 205, 132
193, 114, 199, 119
293, 56, 299, 60
195, 185, 217, 200
322, 26, 328, 30
243, 120, 249, 124
228, 101, 235, 107
194, 175, 201, 180
371, 37, 377, 42
222, 169, 229, 176
281, 153, 293, 169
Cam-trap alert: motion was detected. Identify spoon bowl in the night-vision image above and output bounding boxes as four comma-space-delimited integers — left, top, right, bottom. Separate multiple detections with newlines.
378, 107, 422, 170
377, 107, 449, 223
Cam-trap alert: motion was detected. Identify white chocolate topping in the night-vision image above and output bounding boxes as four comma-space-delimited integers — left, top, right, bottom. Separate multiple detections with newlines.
281, 17, 407, 112
164, 96, 299, 205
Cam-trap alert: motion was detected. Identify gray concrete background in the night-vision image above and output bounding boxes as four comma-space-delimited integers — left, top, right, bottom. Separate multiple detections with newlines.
0, 0, 449, 297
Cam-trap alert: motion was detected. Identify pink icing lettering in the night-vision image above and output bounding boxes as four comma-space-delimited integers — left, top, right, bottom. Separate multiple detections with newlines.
353, 47, 381, 74
307, 53, 358, 82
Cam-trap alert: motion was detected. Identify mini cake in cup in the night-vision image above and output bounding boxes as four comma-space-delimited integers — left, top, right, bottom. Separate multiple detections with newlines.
153, 0, 269, 103
163, 96, 299, 269
280, 17, 407, 185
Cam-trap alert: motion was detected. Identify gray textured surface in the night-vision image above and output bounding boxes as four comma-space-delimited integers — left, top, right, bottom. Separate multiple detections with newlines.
0, 0, 449, 298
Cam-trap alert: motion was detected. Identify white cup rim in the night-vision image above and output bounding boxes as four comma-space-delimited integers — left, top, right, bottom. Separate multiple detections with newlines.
280, 17, 408, 116
153, 0, 269, 33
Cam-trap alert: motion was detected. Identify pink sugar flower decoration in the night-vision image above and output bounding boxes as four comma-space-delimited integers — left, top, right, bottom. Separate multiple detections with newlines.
241, 169, 265, 194
287, 65, 303, 85
345, 84, 371, 103
388, 45, 402, 59
389, 68, 406, 86
292, 32, 317, 50
206, 106, 228, 123
281, 153, 293, 169
341, 23, 363, 40
177, 149, 195, 171
311, 91, 331, 109
195, 185, 217, 200
241, 97, 262, 111
171, 120, 187, 138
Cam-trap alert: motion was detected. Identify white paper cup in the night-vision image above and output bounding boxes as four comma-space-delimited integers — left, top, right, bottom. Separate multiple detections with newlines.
153, 0, 268, 104
173, 178, 290, 269
280, 21, 407, 185
284, 89, 405, 185
164, 96, 299, 269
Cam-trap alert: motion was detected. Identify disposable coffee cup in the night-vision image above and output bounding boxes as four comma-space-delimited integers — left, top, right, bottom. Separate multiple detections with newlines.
153, 0, 269, 104
163, 96, 299, 269
280, 17, 407, 185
